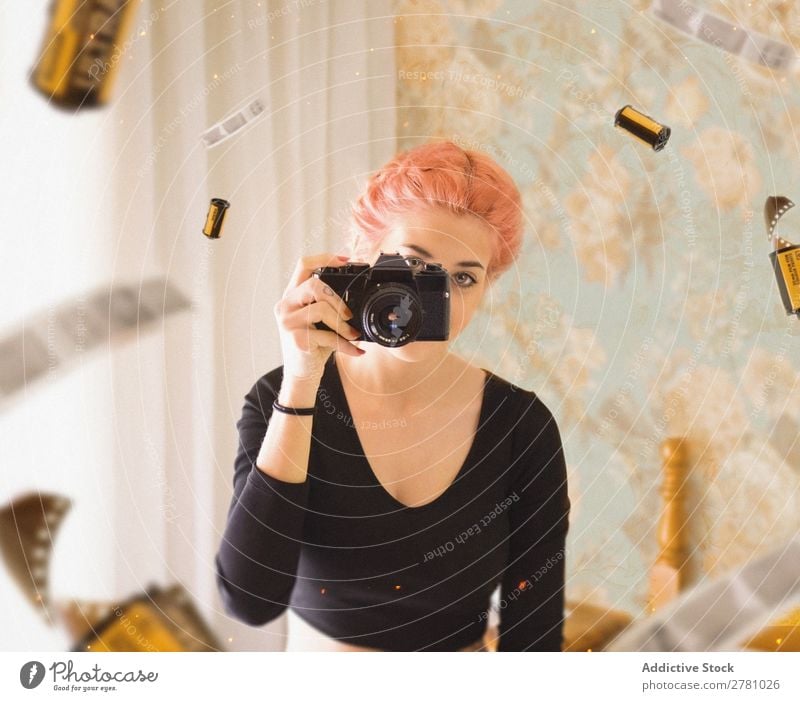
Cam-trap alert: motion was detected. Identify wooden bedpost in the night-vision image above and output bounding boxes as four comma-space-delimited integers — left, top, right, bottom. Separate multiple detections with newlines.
646, 437, 693, 614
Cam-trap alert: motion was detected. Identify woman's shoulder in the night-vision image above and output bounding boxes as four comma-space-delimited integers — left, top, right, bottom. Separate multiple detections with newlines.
488, 377, 567, 490
483, 368, 561, 440
483, 367, 548, 409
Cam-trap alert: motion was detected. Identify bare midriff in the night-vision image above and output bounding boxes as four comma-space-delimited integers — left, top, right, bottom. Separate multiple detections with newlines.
284, 608, 486, 651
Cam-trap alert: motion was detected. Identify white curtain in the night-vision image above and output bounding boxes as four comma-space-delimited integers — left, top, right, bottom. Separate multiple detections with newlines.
0, 0, 395, 651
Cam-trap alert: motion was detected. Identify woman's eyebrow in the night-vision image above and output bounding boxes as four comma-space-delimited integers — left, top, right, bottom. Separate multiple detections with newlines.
400, 243, 485, 270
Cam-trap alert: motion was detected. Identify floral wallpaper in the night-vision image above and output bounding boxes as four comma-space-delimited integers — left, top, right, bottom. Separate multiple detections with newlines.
393, 0, 800, 616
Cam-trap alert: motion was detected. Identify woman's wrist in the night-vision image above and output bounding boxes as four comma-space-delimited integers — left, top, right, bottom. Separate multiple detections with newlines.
277, 374, 321, 408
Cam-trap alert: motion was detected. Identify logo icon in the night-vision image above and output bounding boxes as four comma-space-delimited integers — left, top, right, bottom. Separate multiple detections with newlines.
390, 294, 413, 338
20, 661, 45, 689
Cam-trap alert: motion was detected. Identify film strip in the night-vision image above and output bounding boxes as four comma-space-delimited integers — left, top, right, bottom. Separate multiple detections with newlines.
651, 0, 797, 74
69, 583, 224, 652
0, 493, 71, 617
0, 493, 224, 650
201, 98, 266, 148
765, 195, 795, 249
765, 196, 800, 318
0, 277, 190, 406
29, 0, 140, 110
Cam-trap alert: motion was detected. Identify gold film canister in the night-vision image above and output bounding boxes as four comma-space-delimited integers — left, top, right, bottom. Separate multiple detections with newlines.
614, 105, 671, 151
764, 196, 800, 317
770, 246, 800, 317
29, 0, 139, 110
203, 198, 230, 239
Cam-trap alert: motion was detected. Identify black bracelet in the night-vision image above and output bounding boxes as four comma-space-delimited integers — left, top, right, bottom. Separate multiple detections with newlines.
272, 398, 316, 415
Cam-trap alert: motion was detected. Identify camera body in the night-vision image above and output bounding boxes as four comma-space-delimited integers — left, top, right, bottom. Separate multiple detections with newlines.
311, 252, 450, 347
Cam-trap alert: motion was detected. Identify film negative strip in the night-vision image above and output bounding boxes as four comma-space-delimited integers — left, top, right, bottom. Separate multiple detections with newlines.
764, 196, 800, 318
29, 0, 140, 110
0, 492, 224, 649
59, 599, 118, 641
70, 583, 225, 651
651, 0, 797, 74
0, 277, 190, 405
765, 195, 795, 249
607, 535, 800, 651
201, 98, 266, 148
0, 492, 71, 619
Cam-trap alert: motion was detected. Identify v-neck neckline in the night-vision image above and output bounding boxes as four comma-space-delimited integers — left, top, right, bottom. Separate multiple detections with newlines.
326, 352, 496, 513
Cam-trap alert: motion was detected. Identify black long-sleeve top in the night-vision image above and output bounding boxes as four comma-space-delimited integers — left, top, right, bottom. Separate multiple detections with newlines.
215, 351, 571, 651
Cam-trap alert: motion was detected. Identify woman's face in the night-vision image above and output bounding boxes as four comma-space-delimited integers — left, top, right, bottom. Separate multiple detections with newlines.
356, 206, 494, 362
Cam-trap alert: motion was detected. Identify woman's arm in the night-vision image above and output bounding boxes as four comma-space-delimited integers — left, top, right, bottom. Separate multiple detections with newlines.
214, 369, 318, 626
495, 391, 571, 651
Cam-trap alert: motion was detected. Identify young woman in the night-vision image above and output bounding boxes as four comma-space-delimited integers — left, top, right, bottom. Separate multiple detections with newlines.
215, 141, 571, 651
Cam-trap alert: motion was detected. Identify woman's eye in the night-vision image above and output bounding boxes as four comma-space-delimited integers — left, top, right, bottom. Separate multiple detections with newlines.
453, 271, 477, 287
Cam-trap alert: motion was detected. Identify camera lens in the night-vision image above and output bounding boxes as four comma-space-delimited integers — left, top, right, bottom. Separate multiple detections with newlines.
361, 284, 423, 347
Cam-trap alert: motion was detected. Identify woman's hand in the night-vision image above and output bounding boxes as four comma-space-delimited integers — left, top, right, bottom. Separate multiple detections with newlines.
274, 253, 364, 383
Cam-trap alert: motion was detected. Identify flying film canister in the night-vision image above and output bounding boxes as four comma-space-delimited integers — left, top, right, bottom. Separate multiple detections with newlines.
29, 0, 139, 110
614, 105, 671, 151
202, 198, 230, 239
764, 196, 800, 318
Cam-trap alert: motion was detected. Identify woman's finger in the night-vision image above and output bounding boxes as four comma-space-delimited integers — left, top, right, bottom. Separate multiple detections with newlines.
284, 276, 352, 322
292, 327, 363, 357
284, 253, 349, 295
284, 301, 360, 341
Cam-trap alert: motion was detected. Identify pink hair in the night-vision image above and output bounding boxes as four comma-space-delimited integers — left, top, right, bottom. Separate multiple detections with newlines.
348, 140, 523, 284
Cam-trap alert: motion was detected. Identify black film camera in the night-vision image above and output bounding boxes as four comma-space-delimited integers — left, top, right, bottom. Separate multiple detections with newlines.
311, 252, 450, 347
